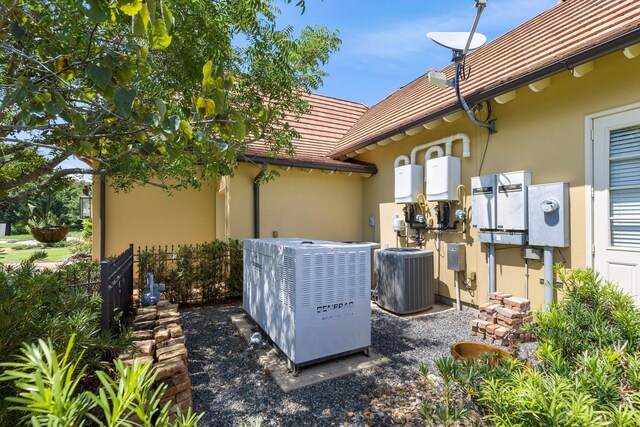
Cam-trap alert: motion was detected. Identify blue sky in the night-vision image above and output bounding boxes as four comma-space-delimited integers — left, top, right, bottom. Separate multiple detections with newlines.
277, 0, 559, 106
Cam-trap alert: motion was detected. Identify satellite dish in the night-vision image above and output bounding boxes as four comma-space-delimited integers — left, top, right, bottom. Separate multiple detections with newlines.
427, 32, 487, 52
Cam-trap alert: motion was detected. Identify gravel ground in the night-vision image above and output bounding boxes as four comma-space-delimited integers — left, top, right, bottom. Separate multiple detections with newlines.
182, 303, 484, 426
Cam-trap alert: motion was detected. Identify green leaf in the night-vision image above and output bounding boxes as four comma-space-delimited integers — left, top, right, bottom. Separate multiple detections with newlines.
118, 0, 143, 16
149, 19, 172, 49
232, 120, 246, 140
162, 115, 180, 133
132, 5, 150, 36
44, 102, 63, 116
162, 3, 175, 35
79, 0, 109, 23
86, 64, 112, 90
71, 112, 87, 132
196, 97, 215, 117
114, 88, 136, 117
202, 61, 213, 79
153, 98, 166, 117
179, 120, 193, 140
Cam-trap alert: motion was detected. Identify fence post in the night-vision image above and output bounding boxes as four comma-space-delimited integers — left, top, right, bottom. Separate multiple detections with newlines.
100, 259, 110, 333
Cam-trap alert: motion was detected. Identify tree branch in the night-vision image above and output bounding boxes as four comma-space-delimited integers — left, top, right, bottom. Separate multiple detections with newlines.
0, 167, 100, 206
0, 151, 70, 192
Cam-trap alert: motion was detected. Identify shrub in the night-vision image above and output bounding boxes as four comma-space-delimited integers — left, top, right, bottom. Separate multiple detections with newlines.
434, 268, 640, 426
137, 240, 243, 305
530, 267, 640, 361
0, 260, 131, 425
0, 335, 202, 426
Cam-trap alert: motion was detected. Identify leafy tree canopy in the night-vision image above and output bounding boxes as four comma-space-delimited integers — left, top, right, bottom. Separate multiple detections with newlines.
0, 0, 340, 205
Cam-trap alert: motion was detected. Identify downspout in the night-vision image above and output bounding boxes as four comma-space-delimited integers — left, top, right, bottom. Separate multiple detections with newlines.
99, 176, 106, 261
253, 165, 266, 238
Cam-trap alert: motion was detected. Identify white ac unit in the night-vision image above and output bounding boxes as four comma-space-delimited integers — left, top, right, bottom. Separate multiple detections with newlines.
243, 238, 371, 370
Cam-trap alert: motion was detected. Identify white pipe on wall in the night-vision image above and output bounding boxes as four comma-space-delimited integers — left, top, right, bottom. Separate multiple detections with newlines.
394, 155, 411, 168
488, 243, 496, 295
425, 146, 444, 162
544, 246, 554, 309
409, 133, 470, 164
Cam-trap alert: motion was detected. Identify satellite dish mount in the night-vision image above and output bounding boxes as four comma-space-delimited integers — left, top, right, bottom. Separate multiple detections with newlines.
427, 0, 496, 133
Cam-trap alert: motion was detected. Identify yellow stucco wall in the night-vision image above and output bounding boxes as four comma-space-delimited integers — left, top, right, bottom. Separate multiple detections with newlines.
357, 50, 640, 309
93, 179, 217, 258
227, 163, 364, 242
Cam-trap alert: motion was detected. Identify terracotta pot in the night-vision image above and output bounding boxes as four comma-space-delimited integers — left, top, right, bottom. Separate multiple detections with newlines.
30, 226, 69, 243
450, 341, 512, 361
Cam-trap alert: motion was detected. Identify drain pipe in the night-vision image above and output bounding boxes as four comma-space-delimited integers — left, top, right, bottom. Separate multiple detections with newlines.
99, 176, 106, 261
253, 165, 266, 238
487, 243, 496, 295
543, 246, 554, 309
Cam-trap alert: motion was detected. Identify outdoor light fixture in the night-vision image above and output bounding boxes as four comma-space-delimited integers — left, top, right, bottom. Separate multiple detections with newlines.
80, 196, 92, 219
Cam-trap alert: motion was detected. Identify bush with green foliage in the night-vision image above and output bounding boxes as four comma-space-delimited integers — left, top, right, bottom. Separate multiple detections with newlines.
0, 257, 130, 425
425, 268, 640, 426
0, 335, 202, 426
137, 240, 243, 305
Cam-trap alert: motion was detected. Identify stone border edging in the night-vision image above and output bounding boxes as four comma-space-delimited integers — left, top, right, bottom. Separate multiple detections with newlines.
120, 300, 192, 416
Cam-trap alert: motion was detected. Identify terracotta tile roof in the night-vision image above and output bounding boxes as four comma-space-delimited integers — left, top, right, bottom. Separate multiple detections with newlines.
330, 0, 640, 157
242, 93, 375, 173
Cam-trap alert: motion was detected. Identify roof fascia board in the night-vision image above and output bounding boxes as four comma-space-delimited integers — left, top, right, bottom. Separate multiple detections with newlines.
237, 155, 378, 175
329, 27, 640, 159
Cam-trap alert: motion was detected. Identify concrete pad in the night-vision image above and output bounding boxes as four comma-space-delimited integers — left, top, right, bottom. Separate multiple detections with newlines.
373, 302, 455, 319
230, 313, 390, 392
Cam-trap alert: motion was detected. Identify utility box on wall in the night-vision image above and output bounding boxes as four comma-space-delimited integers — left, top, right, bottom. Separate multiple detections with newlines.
395, 164, 423, 203
497, 170, 531, 231
471, 174, 497, 229
527, 182, 570, 247
426, 156, 461, 201
447, 243, 466, 271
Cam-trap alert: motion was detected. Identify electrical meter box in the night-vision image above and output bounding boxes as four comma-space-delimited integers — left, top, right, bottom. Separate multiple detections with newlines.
447, 243, 466, 271
425, 156, 461, 201
527, 182, 570, 247
497, 170, 531, 231
395, 164, 423, 203
471, 174, 497, 229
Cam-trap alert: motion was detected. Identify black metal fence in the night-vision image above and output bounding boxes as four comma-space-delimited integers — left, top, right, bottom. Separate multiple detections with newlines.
135, 240, 243, 305
100, 244, 134, 332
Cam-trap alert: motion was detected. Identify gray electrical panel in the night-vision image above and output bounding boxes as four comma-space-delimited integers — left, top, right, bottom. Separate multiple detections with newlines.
497, 170, 531, 230
447, 243, 466, 271
527, 182, 570, 247
471, 174, 497, 229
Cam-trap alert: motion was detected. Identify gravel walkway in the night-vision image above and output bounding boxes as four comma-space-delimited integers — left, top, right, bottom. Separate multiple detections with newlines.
183, 303, 483, 426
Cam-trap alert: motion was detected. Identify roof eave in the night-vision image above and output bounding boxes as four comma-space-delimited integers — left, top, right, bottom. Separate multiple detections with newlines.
329, 27, 640, 159
237, 154, 378, 175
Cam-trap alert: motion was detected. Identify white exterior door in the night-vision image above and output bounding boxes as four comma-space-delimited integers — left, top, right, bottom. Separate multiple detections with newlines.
593, 108, 640, 303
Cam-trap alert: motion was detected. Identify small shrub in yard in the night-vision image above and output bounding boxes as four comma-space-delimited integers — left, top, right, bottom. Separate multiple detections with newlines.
137, 240, 243, 305
422, 268, 640, 426
0, 335, 202, 426
0, 259, 131, 425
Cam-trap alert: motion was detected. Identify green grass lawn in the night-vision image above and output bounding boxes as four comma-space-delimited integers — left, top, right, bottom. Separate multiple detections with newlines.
0, 247, 71, 264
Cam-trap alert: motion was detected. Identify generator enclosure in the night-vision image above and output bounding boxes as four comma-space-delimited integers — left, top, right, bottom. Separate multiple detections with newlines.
243, 238, 371, 367
426, 156, 461, 201
375, 248, 434, 314
497, 170, 531, 231
527, 183, 570, 247
395, 164, 424, 203
471, 174, 497, 229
